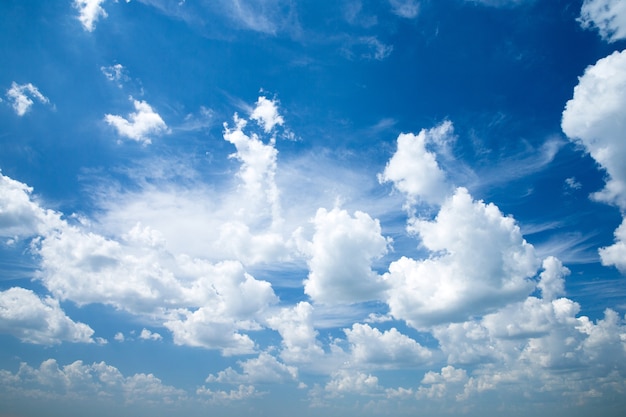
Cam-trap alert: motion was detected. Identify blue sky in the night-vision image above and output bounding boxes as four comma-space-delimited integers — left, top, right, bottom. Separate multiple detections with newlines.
1, 0, 626, 416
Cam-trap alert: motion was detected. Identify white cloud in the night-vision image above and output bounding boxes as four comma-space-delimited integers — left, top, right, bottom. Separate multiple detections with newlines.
196, 384, 261, 404
325, 369, 381, 396
384, 187, 538, 328
250, 96, 284, 133
5, 82, 50, 116
344, 323, 432, 368
105, 98, 169, 144
114, 332, 125, 342
301, 207, 390, 305
389, 0, 420, 18
74, 0, 108, 32
0, 172, 61, 237
344, 36, 394, 61
379, 121, 453, 207
266, 302, 326, 365
0, 287, 95, 345
537, 256, 568, 301
599, 219, 626, 273
0, 358, 185, 404
417, 366, 468, 399
562, 50, 626, 209
101, 63, 128, 86
139, 328, 163, 341
206, 352, 297, 384
579, 0, 626, 42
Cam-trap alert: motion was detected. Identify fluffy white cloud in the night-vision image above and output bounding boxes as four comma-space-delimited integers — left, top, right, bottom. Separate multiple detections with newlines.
206, 352, 297, 384
562, 50, 626, 209
196, 384, 260, 404
0, 287, 94, 345
74, 0, 108, 32
385, 187, 538, 328
599, 219, 626, 273
0, 172, 61, 237
250, 96, 284, 133
5, 82, 50, 116
139, 328, 162, 341
562, 50, 626, 275
537, 256, 568, 301
325, 369, 381, 396
389, 0, 419, 18
266, 302, 325, 365
344, 323, 431, 368
579, 0, 626, 42
379, 121, 453, 207
301, 207, 390, 305
0, 358, 185, 404
105, 98, 169, 145
417, 366, 468, 400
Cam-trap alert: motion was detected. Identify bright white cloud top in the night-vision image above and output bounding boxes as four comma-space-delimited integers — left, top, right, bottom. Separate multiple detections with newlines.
1, 1, 626, 417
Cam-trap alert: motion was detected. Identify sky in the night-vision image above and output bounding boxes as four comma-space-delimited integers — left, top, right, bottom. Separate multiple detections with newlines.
1, 0, 626, 416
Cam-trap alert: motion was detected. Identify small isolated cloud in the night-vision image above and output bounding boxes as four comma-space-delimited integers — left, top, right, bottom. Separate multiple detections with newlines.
74, 0, 108, 32
379, 121, 454, 207
101, 63, 128, 87
579, 0, 626, 42
139, 328, 163, 341
196, 384, 261, 404
389, 0, 420, 19
0, 287, 94, 345
104, 97, 169, 145
114, 332, 125, 342
565, 177, 582, 190
5, 82, 50, 116
250, 96, 284, 133
344, 36, 393, 61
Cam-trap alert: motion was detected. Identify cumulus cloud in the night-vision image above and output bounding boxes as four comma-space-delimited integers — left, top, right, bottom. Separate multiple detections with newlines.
139, 328, 163, 341
105, 98, 169, 144
74, 0, 108, 32
562, 50, 626, 209
562, 50, 626, 274
206, 352, 297, 384
5, 82, 50, 116
579, 0, 626, 42
384, 187, 538, 328
599, 219, 626, 273
250, 96, 284, 133
0, 358, 185, 404
301, 207, 390, 305
266, 302, 325, 365
344, 323, 431, 368
379, 121, 453, 207
0, 287, 95, 345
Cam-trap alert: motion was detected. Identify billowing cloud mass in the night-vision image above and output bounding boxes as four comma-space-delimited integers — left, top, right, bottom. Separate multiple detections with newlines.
105, 98, 168, 144
250, 96, 284, 133
0, 287, 94, 345
379, 121, 453, 207
301, 207, 390, 305
562, 50, 626, 274
74, 0, 108, 32
385, 187, 538, 328
0, 359, 185, 404
5, 82, 50, 116
579, 0, 626, 42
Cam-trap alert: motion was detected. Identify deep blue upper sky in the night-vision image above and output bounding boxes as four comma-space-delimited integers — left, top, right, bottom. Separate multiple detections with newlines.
1, 1, 626, 416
